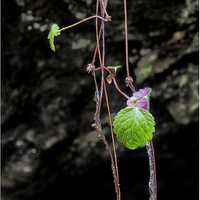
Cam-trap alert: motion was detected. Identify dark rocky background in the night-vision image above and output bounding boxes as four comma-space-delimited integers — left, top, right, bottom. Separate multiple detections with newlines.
2, 0, 199, 200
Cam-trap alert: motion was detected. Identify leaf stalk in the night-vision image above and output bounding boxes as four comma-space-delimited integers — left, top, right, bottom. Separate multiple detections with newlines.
58, 15, 111, 33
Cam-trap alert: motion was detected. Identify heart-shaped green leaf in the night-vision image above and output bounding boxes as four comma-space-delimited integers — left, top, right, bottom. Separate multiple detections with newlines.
113, 107, 155, 150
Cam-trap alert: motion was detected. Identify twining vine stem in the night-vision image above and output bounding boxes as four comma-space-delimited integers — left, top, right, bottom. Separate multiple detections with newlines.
91, 0, 121, 199
48, 0, 157, 199
146, 140, 157, 200
92, 1, 157, 199
94, 66, 131, 100
100, 1, 121, 199
123, 1, 157, 199
57, 15, 111, 34
123, 0, 136, 93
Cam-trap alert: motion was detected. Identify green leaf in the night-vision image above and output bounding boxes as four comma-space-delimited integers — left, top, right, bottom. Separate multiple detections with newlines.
47, 24, 61, 52
113, 108, 155, 150
107, 65, 121, 69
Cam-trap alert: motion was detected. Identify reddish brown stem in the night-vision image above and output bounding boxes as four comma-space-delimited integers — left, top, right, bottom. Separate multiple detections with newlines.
59, 15, 110, 34
103, 80, 121, 200
123, 0, 136, 93
94, 66, 131, 100
92, 123, 120, 199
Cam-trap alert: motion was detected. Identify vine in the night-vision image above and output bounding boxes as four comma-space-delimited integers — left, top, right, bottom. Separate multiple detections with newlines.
47, 1, 157, 200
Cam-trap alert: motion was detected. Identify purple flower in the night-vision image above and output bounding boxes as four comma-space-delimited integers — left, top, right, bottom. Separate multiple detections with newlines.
126, 88, 151, 111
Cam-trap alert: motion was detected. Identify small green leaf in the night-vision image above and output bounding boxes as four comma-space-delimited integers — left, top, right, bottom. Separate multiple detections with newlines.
107, 65, 121, 69
47, 24, 61, 52
113, 108, 155, 150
